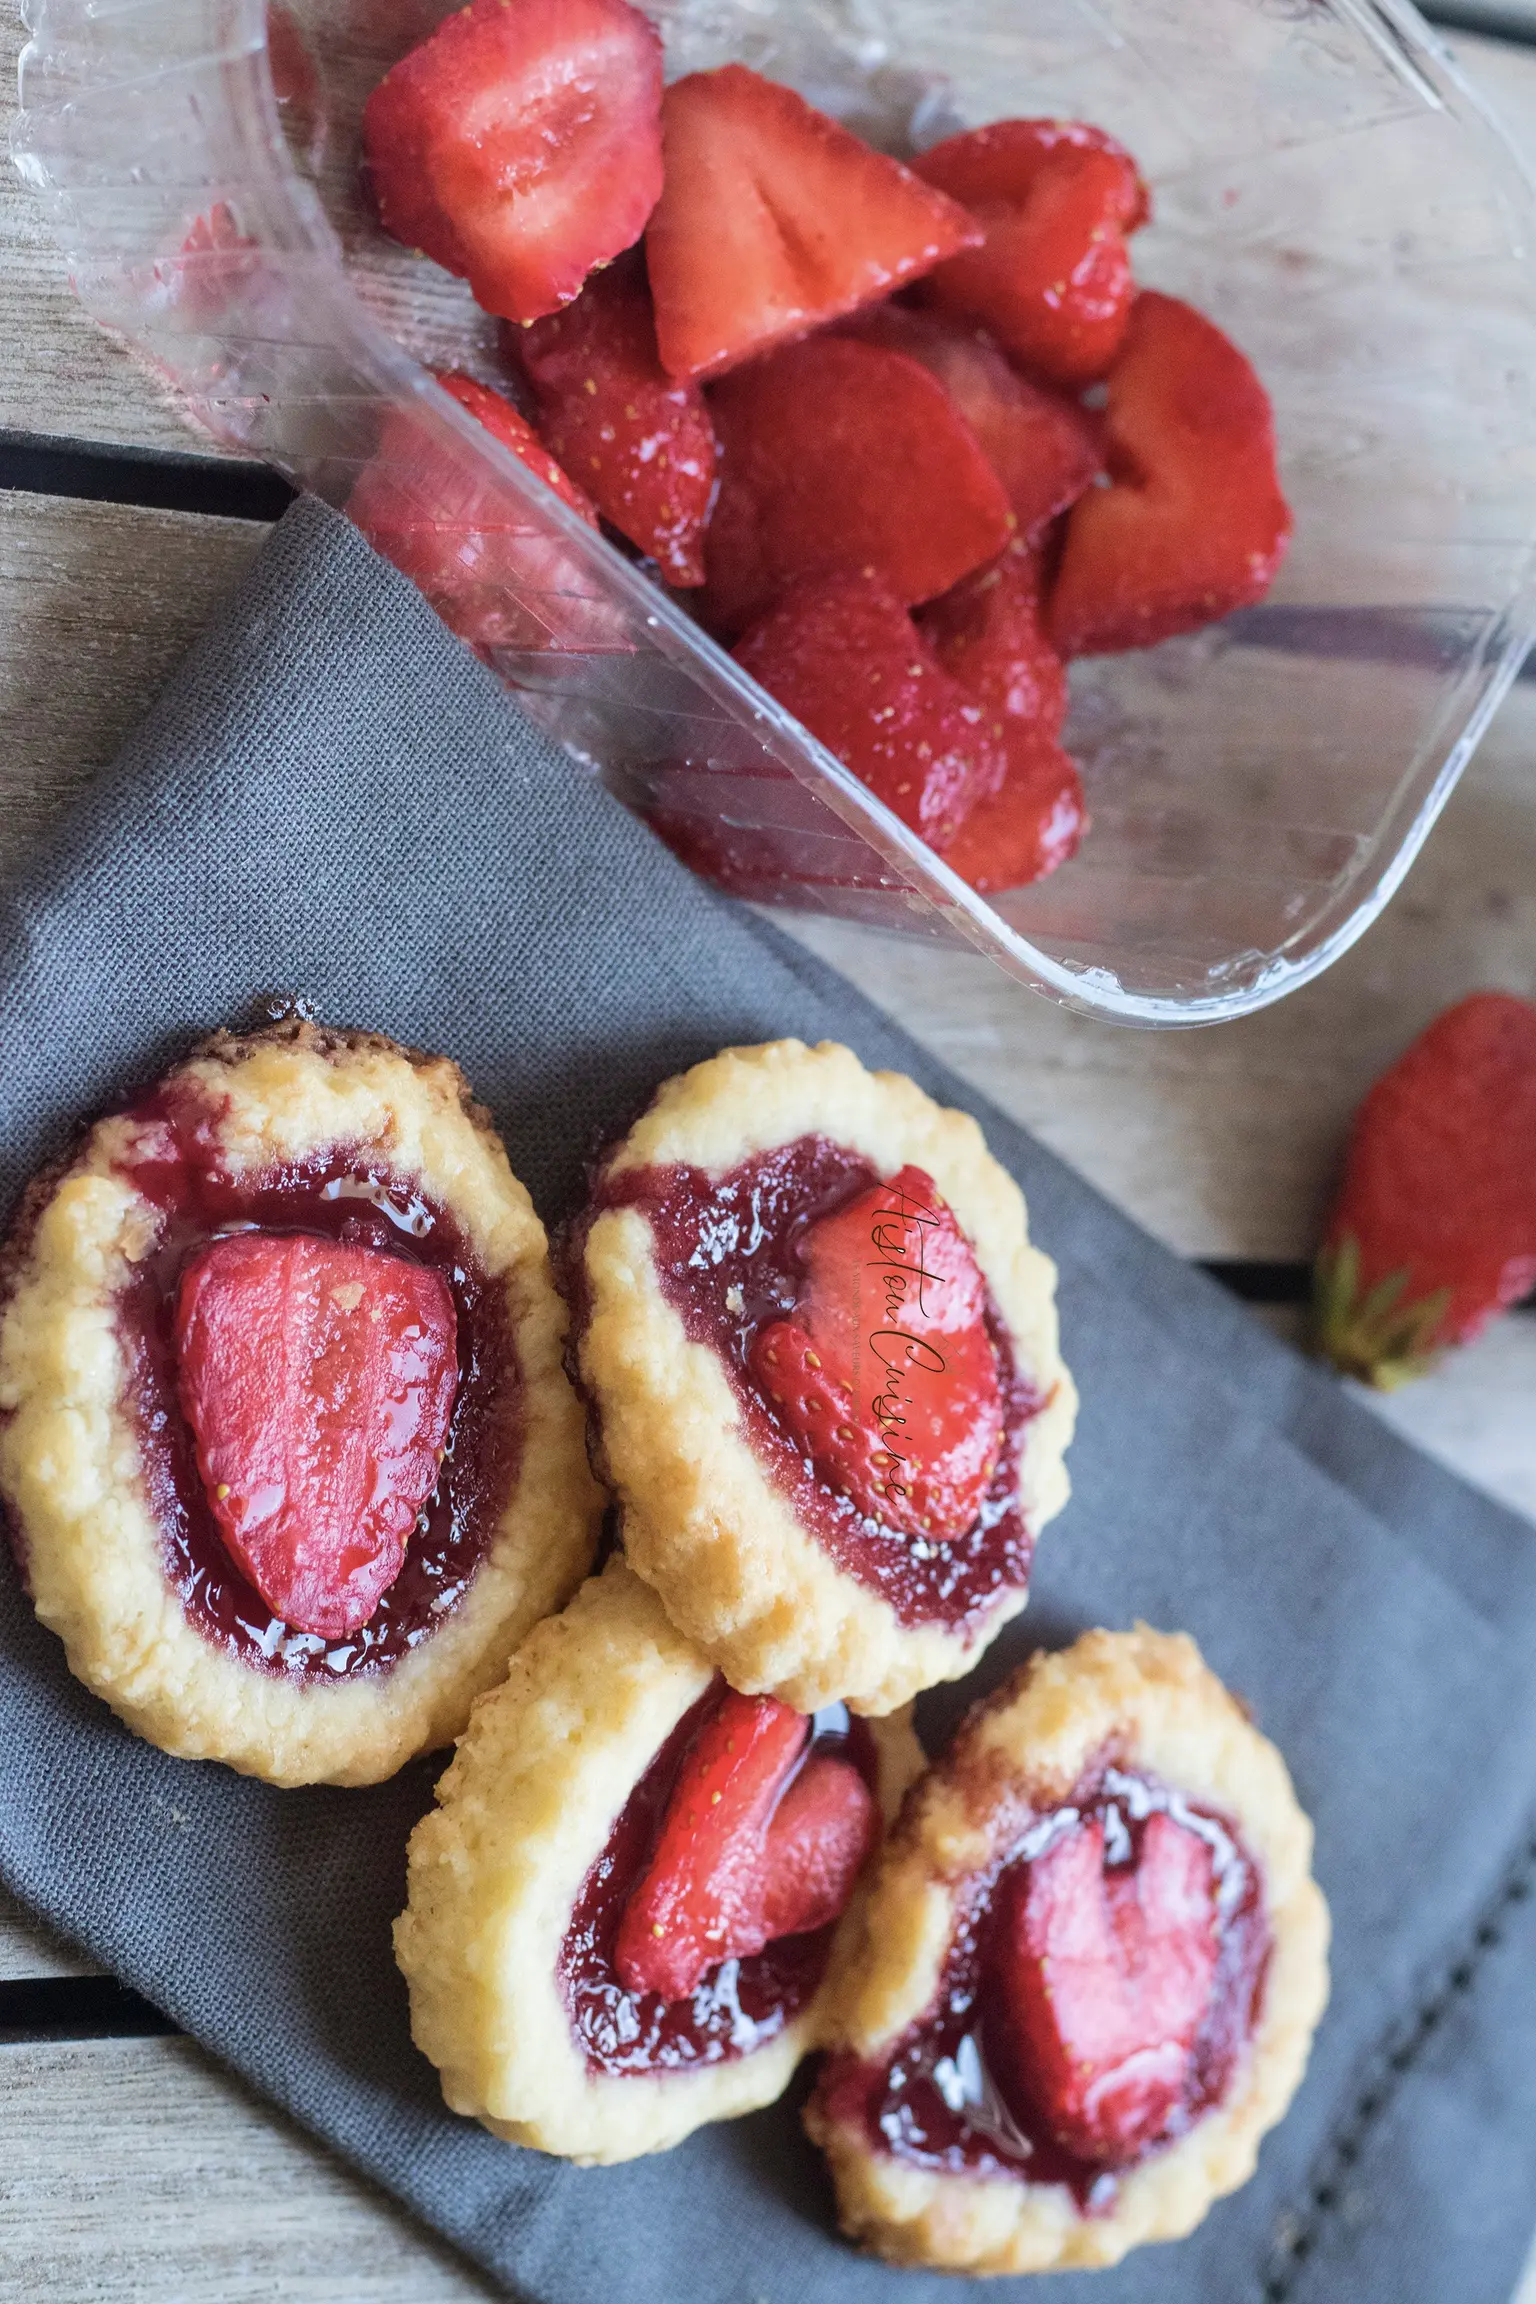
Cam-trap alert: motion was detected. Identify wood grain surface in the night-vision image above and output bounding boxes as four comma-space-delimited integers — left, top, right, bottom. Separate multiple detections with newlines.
0, 13, 1532, 2304
0, 2038, 493, 2301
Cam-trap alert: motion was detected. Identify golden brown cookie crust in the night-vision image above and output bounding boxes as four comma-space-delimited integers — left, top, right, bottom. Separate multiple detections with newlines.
807, 1627, 1330, 2274
395, 1557, 925, 2165
0, 1021, 602, 1787
577, 1040, 1076, 1715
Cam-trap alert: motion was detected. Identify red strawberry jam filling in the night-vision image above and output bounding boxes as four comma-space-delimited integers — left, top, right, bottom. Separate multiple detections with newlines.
109, 1081, 522, 1678
578, 1137, 1040, 1627
561, 1682, 878, 2075
815, 1766, 1268, 2212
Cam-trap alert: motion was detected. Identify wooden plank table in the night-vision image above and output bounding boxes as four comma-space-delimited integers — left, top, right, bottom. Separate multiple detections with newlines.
0, 13, 1532, 2297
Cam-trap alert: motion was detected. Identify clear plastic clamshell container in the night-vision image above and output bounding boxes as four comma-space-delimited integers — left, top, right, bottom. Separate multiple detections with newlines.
13, 0, 1536, 1023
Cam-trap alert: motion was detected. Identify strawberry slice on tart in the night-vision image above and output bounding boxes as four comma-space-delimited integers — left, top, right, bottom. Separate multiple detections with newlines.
615, 1687, 877, 2001
987, 1809, 1222, 2163
174, 1233, 460, 1640
509, 255, 719, 586
748, 1164, 1005, 1543
914, 118, 1149, 389
397, 1560, 922, 2163
362, 0, 665, 324
806, 1629, 1329, 2277
645, 64, 981, 383
1048, 291, 1292, 657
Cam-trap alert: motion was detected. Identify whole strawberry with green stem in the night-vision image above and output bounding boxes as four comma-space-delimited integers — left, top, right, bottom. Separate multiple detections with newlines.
1313, 991, 1536, 1388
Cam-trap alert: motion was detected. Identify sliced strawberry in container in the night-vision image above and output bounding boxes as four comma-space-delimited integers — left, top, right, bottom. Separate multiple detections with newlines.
347, 370, 612, 654
174, 1234, 459, 1640
914, 119, 1148, 389
362, 0, 664, 324
615, 1691, 809, 2001
988, 1811, 1220, 2165
509, 256, 719, 587
840, 305, 1102, 540
1313, 991, 1536, 1387
749, 1162, 1005, 1539
920, 540, 1069, 739
645, 64, 981, 383
1048, 291, 1292, 656
919, 543, 1085, 894
733, 571, 1006, 849
432, 370, 601, 525
702, 335, 1013, 635
936, 732, 1086, 895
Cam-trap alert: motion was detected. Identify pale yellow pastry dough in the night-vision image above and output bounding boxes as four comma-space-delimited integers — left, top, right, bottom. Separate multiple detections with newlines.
807, 1627, 1330, 2275
0, 1020, 601, 1787
395, 1556, 924, 2165
576, 1040, 1077, 1716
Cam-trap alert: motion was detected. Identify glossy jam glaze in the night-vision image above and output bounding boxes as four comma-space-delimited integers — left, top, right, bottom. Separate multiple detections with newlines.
559, 1681, 878, 2077
816, 1766, 1271, 2214
109, 1080, 523, 1680
577, 1137, 1041, 1627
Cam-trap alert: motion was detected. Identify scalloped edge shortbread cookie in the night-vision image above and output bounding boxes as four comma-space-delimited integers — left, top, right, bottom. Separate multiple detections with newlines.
0, 1019, 602, 1787
395, 1556, 924, 2164
806, 1627, 1330, 2274
575, 1039, 1076, 1715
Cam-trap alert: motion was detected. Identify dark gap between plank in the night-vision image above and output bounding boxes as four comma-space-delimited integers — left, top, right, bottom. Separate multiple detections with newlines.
0, 1974, 180, 2043
1421, 1, 1536, 39
1203, 1263, 1536, 1315
0, 433, 294, 523
1200, 1260, 1310, 1305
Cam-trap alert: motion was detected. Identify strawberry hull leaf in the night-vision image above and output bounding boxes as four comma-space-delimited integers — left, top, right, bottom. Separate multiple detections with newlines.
1310, 1238, 1452, 1391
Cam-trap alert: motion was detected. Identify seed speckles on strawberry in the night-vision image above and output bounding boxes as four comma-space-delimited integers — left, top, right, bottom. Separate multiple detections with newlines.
1313, 991, 1536, 1388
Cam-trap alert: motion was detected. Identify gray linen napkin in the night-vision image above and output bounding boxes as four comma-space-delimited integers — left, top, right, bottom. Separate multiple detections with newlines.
1, 496, 1533, 2304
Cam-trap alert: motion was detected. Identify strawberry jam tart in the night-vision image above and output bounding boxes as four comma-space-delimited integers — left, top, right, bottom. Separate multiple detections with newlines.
0, 1020, 601, 1786
806, 1628, 1329, 2273
395, 1557, 923, 2162
568, 1039, 1076, 1715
